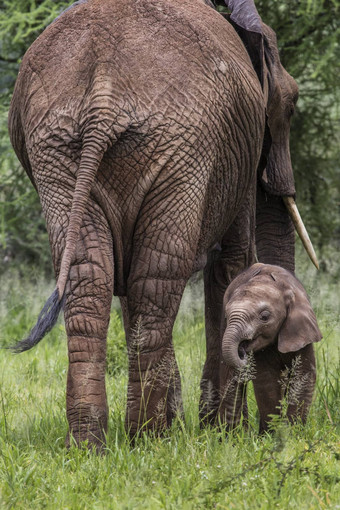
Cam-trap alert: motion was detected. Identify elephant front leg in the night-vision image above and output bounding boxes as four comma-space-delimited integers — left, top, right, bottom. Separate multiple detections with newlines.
199, 250, 227, 425
218, 363, 248, 431
61, 215, 114, 450
200, 196, 256, 425
253, 349, 285, 433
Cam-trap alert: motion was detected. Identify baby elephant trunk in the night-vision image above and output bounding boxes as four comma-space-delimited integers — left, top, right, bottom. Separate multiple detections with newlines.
222, 326, 249, 370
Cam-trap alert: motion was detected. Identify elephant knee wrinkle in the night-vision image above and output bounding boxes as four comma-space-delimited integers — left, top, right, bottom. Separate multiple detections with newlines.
66, 315, 109, 339
68, 337, 106, 362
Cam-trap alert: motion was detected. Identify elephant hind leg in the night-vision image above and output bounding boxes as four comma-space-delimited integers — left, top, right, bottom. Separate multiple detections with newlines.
125, 222, 200, 437
51, 205, 114, 450
125, 270, 186, 437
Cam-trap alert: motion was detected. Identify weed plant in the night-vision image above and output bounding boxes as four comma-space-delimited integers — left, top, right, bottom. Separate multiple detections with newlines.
0, 258, 339, 509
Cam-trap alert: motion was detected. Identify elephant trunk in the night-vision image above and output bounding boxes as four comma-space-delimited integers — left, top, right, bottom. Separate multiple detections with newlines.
256, 186, 295, 273
222, 326, 248, 370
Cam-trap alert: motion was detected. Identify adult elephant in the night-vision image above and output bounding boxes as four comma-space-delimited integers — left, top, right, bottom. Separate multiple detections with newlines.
9, 0, 316, 448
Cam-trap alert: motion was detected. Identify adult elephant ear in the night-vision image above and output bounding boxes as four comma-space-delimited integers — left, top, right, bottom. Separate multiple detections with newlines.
224, 0, 264, 87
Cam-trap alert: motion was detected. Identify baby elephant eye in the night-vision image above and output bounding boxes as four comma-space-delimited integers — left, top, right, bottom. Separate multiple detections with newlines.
260, 311, 271, 322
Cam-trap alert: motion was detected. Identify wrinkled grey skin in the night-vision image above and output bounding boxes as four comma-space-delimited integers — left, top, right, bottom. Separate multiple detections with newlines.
218, 263, 322, 432
9, 0, 300, 448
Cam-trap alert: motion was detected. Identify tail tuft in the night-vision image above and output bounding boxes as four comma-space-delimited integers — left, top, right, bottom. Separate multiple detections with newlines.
10, 288, 64, 353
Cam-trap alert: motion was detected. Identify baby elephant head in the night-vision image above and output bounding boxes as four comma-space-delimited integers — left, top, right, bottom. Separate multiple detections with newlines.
222, 263, 322, 369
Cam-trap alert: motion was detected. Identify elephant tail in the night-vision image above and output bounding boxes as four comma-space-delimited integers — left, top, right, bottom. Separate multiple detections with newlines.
11, 136, 110, 353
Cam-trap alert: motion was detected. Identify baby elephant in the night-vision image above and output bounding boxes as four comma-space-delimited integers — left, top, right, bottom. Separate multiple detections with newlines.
220, 263, 322, 433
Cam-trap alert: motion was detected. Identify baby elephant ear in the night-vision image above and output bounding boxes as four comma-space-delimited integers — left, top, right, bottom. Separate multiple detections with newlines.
225, 263, 264, 301
278, 285, 322, 353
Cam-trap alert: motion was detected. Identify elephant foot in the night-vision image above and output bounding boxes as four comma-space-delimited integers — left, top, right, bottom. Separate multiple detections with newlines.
125, 380, 184, 439
66, 402, 108, 452
65, 423, 107, 452
125, 342, 184, 438
126, 402, 183, 440
199, 378, 221, 427
199, 405, 218, 428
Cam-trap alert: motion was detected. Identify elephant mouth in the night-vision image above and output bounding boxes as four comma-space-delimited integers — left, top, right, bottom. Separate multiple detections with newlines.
238, 340, 250, 361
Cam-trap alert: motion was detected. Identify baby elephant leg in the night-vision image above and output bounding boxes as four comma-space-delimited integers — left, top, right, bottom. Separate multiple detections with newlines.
284, 344, 317, 425
253, 348, 284, 433
254, 345, 317, 432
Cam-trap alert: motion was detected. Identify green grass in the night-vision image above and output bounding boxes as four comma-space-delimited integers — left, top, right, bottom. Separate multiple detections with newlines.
0, 263, 339, 509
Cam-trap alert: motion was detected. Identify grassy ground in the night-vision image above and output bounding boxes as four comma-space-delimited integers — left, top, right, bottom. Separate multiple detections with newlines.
0, 257, 339, 509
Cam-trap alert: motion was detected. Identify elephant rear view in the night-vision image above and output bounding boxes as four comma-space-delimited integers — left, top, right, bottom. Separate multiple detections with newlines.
9, 0, 316, 449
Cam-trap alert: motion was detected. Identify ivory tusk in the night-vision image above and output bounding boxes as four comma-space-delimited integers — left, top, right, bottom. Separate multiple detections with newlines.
283, 196, 319, 270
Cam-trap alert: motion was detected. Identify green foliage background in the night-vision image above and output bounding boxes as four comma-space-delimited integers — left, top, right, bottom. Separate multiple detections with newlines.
0, 0, 70, 273
0, 0, 339, 275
